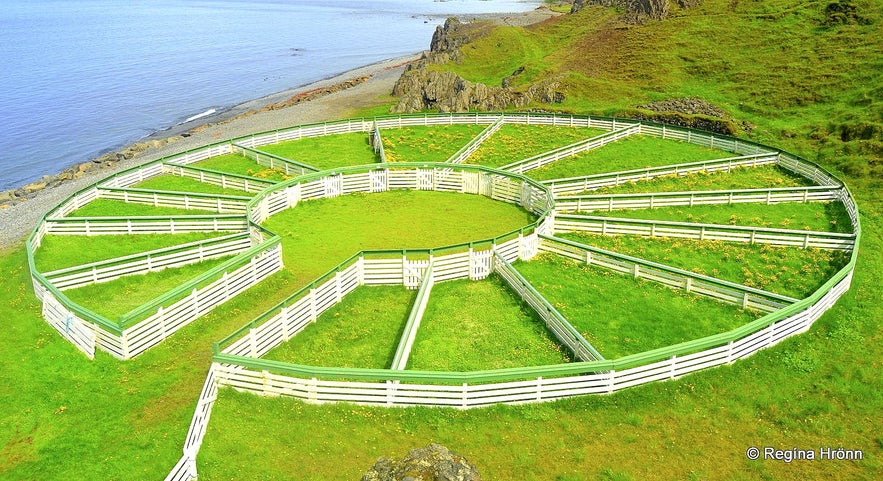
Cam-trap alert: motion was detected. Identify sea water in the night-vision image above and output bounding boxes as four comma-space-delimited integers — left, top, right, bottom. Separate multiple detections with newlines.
0, 0, 541, 191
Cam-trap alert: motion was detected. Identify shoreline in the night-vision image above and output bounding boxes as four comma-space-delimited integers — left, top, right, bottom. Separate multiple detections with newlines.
0, 5, 559, 249
0, 53, 419, 249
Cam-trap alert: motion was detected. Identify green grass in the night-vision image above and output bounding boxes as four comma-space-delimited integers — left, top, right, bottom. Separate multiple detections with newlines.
594, 165, 816, 195
559, 232, 851, 299
3, 0, 881, 479
62, 257, 234, 320
33, 232, 229, 272
407, 276, 571, 372
263, 286, 415, 369
258, 132, 378, 170
263, 190, 535, 288
191, 153, 292, 182
131, 175, 251, 197
515, 253, 760, 359
468, 125, 607, 167
529, 135, 736, 181
589, 201, 853, 233
381, 125, 487, 162
65, 198, 201, 217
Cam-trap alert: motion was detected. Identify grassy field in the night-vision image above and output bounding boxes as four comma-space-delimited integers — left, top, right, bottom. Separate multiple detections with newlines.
381, 125, 487, 162
407, 276, 571, 371
559, 232, 850, 299
262, 190, 535, 287
468, 124, 607, 167
65, 198, 204, 217
191, 153, 293, 182
131, 174, 252, 197
257, 132, 378, 170
514, 253, 760, 359
33, 232, 228, 272
3, 0, 880, 479
263, 286, 416, 369
529, 135, 735, 180
588, 201, 853, 233
595, 165, 815, 195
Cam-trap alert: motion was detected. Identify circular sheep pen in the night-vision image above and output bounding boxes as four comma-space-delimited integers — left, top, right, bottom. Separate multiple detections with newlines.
25, 113, 860, 480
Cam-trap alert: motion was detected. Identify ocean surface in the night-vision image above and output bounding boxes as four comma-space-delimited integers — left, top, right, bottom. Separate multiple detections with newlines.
0, 0, 541, 191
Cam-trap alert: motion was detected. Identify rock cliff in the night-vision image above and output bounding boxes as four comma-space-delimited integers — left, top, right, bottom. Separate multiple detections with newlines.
361, 444, 481, 481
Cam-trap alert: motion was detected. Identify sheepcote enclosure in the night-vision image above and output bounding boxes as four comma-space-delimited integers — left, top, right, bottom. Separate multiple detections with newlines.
24, 113, 860, 481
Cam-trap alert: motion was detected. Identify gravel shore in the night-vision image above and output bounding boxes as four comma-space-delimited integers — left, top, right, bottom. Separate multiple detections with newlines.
0, 55, 415, 250
0, 6, 559, 251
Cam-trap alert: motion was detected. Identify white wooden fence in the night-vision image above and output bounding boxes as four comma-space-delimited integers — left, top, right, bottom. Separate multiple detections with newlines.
538, 234, 796, 312
231, 143, 319, 176
43, 233, 252, 290
542, 152, 780, 196
97, 187, 250, 214
446, 116, 505, 164
500, 125, 640, 174
161, 163, 275, 194
493, 252, 603, 362
390, 262, 435, 370
554, 186, 842, 213
371, 125, 387, 163
42, 215, 249, 236
552, 214, 856, 251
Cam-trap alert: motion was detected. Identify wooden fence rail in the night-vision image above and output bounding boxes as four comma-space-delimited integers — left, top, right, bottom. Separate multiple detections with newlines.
97, 187, 251, 214
446, 116, 505, 164
161, 163, 275, 194
554, 186, 842, 213
232, 143, 319, 176
500, 124, 640, 174
538, 234, 796, 312
553, 214, 856, 251
44, 232, 252, 290
42, 215, 249, 236
542, 153, 780, 196
493, 252, 603, 362
390, 262, 435, 370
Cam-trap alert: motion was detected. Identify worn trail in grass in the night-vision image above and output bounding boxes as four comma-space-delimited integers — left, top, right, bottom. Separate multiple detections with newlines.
264, 286, 415, 369
407, 276, 571, 372
560, 232, 850, 299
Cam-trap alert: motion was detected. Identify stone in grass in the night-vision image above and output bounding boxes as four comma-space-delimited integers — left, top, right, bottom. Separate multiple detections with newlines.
361, 443, 481, 481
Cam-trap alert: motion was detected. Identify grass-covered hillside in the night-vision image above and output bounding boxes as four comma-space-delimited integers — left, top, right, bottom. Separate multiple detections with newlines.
422, 0, 881, 181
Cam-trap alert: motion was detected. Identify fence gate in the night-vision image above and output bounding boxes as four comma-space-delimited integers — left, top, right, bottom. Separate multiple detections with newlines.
417, 169, 434, 191
370, 169, 388, 193
403, 259, 431, 289
462, 171, 480, 194
323, 174, 342, 198
469, 249, 493, 280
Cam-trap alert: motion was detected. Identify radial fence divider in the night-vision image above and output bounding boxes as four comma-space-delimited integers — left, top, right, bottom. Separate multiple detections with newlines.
538, 233, 797, 312
541, 152, 779, 196
552, 213, 856, 251
553, 185, 843, 213
500, 124, 639, 174
232, 143, 320, 176
41, 214, 249, 236
371, 124, 387, 163
446, 115, 505, 164
96, 186, 252, 214
43, 232, 253, 289
390, 262, 435, 370
161, 162, 276, 193
492, 251, 603, 362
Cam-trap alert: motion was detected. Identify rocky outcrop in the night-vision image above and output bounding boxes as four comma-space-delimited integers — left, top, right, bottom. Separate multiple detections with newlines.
619, 97, 748, 136
361, 444, 481, 481
571, 0, 700, 22
391, 17, 566, 113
